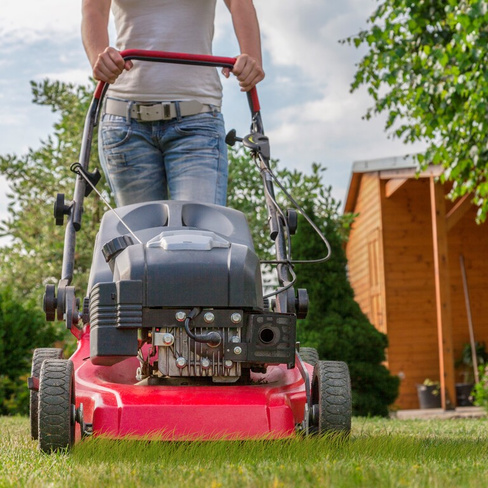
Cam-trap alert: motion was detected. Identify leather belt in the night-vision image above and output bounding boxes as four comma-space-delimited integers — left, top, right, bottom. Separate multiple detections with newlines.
104, 98, 217, 122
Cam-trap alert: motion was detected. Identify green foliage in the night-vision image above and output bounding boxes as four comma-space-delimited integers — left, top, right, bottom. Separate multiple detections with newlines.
292, 208, 399, 417
0, 79, 108, 302
348, 0, 488, 221
0, 80, 106, 414
0, 286, 60, 415
456, 341, 488, 383
457, 341, 488, 368
473, 365, 488, 411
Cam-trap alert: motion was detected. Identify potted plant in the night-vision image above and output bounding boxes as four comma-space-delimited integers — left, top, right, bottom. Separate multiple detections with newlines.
416, 379, 441, 409
455, 342, 488, 406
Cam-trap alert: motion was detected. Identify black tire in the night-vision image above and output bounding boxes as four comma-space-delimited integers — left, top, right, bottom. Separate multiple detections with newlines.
38, 359, 75, 453
29, 348, 64, 440
311, 360, 352, 435
299, 347, 320, 367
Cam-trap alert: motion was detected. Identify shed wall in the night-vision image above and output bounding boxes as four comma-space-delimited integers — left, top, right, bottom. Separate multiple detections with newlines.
380, 178, 439, 409
347, 173, 488, 410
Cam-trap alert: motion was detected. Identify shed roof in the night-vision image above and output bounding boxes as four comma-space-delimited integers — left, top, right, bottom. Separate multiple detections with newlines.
344, 155, 442, 213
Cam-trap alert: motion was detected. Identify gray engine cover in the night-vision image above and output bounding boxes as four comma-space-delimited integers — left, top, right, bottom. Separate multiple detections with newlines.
87, 201, 263, 310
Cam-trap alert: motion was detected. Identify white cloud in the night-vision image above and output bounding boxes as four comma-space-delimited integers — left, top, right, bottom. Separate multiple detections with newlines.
34, 68, 91, 86
0, 1, 81, 42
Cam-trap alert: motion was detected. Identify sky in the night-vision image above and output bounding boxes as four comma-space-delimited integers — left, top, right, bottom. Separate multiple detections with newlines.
0, 0, 425, 239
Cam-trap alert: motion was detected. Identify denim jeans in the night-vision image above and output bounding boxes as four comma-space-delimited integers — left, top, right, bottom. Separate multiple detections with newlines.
98, 105, 228, 207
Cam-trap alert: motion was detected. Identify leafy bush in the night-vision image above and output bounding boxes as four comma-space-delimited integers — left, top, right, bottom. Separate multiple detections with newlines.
293, 209, 399, 417
0, 286, 61, 415
473, 365, 488, 412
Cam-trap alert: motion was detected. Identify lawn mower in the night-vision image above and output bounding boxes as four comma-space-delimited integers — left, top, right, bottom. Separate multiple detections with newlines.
28, 51, 352, 452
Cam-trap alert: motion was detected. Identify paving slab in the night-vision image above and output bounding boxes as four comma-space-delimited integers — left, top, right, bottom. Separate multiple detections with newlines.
392, 406, 486, 420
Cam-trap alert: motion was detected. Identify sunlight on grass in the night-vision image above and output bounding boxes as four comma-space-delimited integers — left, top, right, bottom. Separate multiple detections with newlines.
1, 416, 488, 487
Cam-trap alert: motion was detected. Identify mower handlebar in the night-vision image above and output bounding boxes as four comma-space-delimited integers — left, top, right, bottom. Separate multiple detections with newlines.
93, 49, 261, 115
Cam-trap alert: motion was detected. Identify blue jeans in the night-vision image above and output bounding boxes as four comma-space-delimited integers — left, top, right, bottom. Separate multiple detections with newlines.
98, 106, 228, 207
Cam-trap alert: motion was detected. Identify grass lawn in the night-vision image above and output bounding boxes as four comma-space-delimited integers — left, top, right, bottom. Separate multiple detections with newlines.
2, 415, 488, 487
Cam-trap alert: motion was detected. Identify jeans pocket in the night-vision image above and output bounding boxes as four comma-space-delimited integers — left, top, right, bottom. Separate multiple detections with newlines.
101, 115, 132, 150
174, 113, 222, 138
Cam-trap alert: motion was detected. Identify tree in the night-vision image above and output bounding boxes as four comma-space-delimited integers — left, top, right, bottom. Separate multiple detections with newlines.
0, 80, 106, 302
348, 0, 488, 221
0, 81, 104, 414
292, 207, 400, 417
0, 285, 60, 415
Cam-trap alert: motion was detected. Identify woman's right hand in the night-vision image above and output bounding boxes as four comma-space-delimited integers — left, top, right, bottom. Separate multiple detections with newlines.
92, 47, 133, 84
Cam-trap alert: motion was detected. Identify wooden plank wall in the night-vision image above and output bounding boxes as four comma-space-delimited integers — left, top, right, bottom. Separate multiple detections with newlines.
381, 178, 440, 408
346, 173, 384, 330
380, 179, 488, 408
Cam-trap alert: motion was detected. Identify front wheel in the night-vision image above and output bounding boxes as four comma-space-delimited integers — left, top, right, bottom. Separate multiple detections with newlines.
310, 360, 352, 435
38, 359, 75, 452
29, 348, 64, 440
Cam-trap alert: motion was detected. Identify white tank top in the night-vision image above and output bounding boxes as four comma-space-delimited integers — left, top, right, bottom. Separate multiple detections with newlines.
108, 0, 223, 106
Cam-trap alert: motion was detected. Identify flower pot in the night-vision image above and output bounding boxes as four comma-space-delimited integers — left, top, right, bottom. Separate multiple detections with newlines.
416, 384, 441, 409
455, 383, 474, 407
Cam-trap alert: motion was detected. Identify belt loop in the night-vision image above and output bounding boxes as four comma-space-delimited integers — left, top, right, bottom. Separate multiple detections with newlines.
126, 101, 134, 124
174, 101, 182, 121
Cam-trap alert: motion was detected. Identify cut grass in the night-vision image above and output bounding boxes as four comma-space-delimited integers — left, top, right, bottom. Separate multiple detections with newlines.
2, 416, 488, 487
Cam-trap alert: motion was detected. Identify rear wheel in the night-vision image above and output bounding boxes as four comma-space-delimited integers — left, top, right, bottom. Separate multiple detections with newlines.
29, 348, 64, 440
299, 347, 319, 367
38, 359, 75, 452
311, 360, 352, 435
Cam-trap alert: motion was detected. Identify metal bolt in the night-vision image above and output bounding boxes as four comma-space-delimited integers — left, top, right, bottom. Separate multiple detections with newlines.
162, 333, 174, 346
135, 367, 143, 381
204, 312, 215, 324
233, 346, 242, 355
201, 358, 211, 369
176, 357, 187, 369
224, 360, 233, 369
175, 311, 186, 322
230, 312, 242, 324
230, 335, 240, 343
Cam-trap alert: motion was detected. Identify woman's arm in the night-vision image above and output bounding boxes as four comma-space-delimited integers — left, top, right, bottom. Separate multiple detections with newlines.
81, 0, 132, 83
224, 0, 265, 91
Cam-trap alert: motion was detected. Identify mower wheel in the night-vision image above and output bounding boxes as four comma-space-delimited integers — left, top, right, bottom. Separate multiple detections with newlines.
38, 359, 75, 453
311, 360, 352, 436
299, 347, 319, 367
29, 348, 64, 440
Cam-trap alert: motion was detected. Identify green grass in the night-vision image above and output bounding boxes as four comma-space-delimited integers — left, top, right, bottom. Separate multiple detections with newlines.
2, 416, 488, 487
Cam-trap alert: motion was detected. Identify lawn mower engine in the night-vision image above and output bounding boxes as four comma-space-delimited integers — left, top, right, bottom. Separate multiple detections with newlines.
88, 200, 298, 383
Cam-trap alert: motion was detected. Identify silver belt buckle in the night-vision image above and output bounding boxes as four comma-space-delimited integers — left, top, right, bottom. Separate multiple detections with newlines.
137, 103, 173, 121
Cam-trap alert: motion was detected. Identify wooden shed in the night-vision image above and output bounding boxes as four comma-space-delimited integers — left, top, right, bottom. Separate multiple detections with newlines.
344, 156, 488, 410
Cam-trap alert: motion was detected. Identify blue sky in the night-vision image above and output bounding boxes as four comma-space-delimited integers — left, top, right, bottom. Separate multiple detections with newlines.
0, 0, 425, 234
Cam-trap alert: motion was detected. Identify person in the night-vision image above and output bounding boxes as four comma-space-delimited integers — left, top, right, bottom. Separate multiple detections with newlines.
81, 0, 265, 207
